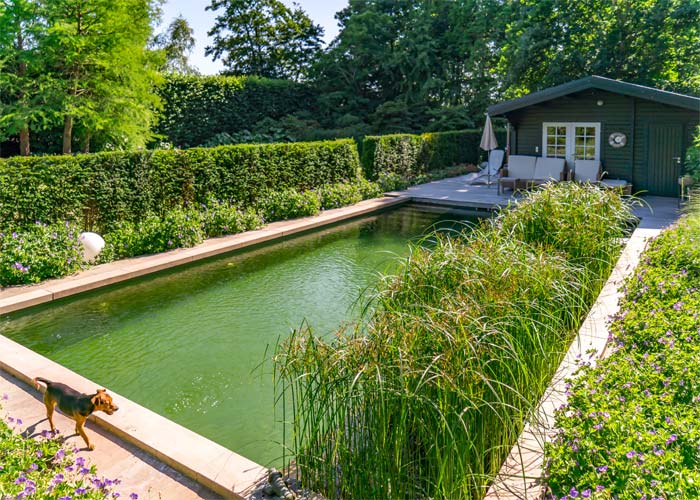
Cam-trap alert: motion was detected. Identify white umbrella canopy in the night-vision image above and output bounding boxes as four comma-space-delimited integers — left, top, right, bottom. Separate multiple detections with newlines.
479, 114, 498, 186
480, 114, 498, 151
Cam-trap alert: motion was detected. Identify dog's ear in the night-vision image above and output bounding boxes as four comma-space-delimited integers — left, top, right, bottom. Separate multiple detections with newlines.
96, 388, 106, 393
91, 393, 100, 405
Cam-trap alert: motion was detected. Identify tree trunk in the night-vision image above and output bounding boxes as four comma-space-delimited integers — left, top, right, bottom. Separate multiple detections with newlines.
19, 127, 30, 156
81, 134, 90, 154
63, 115, 73, 155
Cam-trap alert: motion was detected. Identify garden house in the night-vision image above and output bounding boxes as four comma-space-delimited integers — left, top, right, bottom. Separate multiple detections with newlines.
487, 76, 700, 196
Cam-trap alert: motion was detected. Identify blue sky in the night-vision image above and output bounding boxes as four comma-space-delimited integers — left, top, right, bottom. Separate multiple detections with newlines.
159, 0, 349, 75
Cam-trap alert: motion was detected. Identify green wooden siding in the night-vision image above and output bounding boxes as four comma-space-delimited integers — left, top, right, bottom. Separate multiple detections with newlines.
507, 89, 698, 196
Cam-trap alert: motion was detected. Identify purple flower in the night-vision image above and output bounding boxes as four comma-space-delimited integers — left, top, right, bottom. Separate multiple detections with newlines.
12, 231, 17, 238
581, 490, 591, 498
673, 301, 683, 310
36, 450, 42, 458
74, 487, 87, 495
596, 485, 605, 491
28, 463, 38, 471
2, 393, 7, 400
593, 423, 603, 430
58, 496, 72, 500
666, 434, 678, 445
626, 450, 637, 459
76, 457, 85, 467
130, 494, 139, 500
16, 418, 22, 425
569, 487, 579, 498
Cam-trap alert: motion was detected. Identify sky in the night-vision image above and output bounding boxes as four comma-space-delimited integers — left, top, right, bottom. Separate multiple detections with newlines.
159, 0, 349, 75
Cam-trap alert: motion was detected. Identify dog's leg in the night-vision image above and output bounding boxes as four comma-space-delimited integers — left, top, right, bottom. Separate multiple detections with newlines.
43, 393, 56, 433
74, 415, 94, 450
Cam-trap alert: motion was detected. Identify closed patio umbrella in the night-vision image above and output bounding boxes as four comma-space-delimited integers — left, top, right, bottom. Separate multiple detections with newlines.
480, 113, 498, 187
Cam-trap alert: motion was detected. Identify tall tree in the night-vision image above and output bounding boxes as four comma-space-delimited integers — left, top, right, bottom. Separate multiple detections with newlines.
152, 15, 197, 74
205, 0, 323, 81
42, 0, 162, 154
0, 0, 54, 155
499, 0, 700, 96
313, 0, 510, 132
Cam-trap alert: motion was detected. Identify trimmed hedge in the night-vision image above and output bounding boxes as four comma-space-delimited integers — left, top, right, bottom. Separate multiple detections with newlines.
0, 139, 361, 232
155, 74, 318, 148
360, 128, 507, 180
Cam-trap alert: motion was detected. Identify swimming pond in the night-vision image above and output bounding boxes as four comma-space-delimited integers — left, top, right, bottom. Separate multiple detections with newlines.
1, 204, 481, 466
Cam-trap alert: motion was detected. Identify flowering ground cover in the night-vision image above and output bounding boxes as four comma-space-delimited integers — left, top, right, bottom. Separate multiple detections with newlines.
545, 210, 700, 498
0, 396, 138, 499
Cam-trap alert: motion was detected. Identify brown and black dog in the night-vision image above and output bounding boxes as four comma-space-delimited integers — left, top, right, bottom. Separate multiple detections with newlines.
34, 377, 118, 450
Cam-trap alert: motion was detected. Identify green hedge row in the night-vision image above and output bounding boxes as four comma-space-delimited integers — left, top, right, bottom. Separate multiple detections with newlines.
155, 74, 318, 148
0, 139, 360, 232
360, 128, 507, 180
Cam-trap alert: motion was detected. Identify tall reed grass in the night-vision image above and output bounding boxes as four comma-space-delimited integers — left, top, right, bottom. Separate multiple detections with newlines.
274, 183, 635, 499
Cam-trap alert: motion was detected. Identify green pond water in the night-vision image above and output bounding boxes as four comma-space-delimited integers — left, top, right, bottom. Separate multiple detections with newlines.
1, 204, 480, 466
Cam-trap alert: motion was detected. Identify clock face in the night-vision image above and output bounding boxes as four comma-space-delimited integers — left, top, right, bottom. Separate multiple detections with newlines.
608, 132, 627, 148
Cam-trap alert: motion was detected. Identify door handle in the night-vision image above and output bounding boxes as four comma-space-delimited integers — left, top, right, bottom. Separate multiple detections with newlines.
672, 156, 681, 164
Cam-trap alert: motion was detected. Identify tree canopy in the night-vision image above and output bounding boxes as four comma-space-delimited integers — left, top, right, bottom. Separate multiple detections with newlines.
152, 14, 197, 74
205, 0, 323, 81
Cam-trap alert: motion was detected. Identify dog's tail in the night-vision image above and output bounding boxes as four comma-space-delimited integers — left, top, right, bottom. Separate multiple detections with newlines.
33, 377, 51, 390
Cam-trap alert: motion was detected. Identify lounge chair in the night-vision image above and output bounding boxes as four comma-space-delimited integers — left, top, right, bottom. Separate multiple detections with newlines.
574, 159, 632, 194
573, 160, 602, 183
466, 149, 504, 185
498, 155, 536, 194
526, 157, 567, 188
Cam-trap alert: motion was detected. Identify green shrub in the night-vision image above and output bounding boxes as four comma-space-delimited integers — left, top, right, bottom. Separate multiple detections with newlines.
361, 128, 507, 181
356, 178, 383, 199
201, 200, 264, 237
317, 182, 363, 210
684, 125, 700, 181
0, 139, 360, 233
258, 189, 321, 222
101, 208, 204, 260
275, 184, 633, 499
0, 222, 84, 286
544, 213, 700, 499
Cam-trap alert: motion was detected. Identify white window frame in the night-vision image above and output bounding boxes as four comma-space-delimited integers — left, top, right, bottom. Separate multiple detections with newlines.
542, 122, 601, 162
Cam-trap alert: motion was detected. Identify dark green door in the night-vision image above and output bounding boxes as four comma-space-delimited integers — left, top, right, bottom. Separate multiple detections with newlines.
648, 123, 683, 197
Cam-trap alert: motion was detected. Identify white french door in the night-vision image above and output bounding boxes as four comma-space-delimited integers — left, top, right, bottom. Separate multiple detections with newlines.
542, 122, 601, 163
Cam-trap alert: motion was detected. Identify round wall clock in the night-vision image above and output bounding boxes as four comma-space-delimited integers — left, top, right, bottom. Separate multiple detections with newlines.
608, 132, 627, 148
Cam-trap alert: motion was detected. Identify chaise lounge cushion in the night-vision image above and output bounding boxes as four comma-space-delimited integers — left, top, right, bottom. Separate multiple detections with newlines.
531, 157, 566, 184
573, 160, 602, 183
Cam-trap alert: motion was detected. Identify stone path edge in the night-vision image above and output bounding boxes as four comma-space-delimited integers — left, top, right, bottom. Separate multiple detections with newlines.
0, 195, 409, 315
483, 226, 663, 499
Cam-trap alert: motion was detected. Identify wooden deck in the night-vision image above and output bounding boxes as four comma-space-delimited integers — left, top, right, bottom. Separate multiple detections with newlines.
389, 174, 681, 230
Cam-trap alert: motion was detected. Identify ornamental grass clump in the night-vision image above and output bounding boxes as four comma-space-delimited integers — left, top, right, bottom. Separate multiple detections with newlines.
275, 184, 634, 499
544, 210, 700, 499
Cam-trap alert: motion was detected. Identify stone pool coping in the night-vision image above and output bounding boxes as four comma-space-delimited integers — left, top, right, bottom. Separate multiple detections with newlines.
483, 226, 663, 499
0, 195, 409, 499
0, 195, 408, 315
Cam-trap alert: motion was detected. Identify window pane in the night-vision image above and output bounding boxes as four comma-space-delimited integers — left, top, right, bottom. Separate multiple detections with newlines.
575, 146, 585, 158
576, 137, 585, 146
586, 127, 595, 136
575, 127, 586, 136
557, 136, 566, 146
547, 137, 556, 146
557, 126, 566, 135
547, 127, 557, 136
547, 146, 556, 156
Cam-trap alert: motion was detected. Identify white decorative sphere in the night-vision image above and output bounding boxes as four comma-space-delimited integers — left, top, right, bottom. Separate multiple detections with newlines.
79, 232, 105, 262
